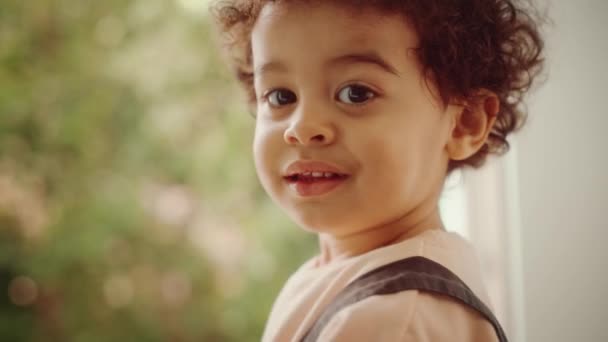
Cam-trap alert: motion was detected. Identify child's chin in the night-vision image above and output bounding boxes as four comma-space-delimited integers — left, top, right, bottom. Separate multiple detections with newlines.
288, 213, 354, 236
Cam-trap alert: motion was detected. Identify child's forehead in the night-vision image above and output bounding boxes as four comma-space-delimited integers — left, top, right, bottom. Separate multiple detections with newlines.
253, 2, 418, 57
257, 1, 412, 35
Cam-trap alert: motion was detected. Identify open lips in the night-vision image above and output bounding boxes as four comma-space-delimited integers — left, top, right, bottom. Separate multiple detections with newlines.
283, 160, 351, 183
284, 171, 349, 183
282, 161, 351, 196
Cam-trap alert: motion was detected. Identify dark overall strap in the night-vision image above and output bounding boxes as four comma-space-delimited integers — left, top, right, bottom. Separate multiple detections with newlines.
300, 256, 508, 342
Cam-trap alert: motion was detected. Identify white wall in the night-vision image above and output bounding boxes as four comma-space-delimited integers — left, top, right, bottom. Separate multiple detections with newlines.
515, 1, 608, 341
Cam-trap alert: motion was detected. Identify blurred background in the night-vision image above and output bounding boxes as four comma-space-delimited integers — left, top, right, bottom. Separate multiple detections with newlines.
0, 1, 317, 341
0, 0, 606, 342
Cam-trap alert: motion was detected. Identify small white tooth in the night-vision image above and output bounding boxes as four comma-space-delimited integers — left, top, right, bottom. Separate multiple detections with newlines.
312, 172, 324, 177
323, 172, 334, 178
302, 171, 312, 176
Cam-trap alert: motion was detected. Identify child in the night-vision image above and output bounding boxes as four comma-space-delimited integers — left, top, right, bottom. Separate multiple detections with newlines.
212, 0, 544, 341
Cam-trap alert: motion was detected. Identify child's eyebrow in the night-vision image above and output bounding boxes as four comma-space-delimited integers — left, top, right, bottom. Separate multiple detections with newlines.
254, 51, 401, 78
326, 51, 401, 77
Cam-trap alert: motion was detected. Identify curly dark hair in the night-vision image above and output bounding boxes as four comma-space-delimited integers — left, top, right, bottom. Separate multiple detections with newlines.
210, 0, 546, 172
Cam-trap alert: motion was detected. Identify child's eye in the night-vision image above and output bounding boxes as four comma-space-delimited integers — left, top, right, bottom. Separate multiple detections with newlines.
265, 88, 297, 107
336, 84, 377, 105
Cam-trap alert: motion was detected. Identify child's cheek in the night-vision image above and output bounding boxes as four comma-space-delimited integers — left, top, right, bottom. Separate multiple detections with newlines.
252, 122, 286, 193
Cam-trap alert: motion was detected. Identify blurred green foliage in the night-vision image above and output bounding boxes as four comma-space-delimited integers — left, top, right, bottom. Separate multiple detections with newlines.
0, 1, 316, 341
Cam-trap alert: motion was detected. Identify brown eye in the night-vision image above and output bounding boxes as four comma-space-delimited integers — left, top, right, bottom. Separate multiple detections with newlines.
267, 89, 297, 107
336, 84, 376, 105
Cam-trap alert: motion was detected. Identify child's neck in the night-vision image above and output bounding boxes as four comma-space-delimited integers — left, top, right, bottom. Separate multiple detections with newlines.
314, 209, 444, 268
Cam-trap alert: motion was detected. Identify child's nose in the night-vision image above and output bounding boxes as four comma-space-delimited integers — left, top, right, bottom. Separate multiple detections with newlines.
283, 110, 336, 147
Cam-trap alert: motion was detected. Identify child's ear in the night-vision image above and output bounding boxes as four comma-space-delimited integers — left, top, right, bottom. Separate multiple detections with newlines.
446, 90, 499, 161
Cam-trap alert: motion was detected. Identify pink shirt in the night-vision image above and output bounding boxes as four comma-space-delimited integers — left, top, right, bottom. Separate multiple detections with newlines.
262, 229, 501, 341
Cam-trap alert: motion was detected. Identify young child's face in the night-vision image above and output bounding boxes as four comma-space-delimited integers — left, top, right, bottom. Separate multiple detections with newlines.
251, 2, 461, 236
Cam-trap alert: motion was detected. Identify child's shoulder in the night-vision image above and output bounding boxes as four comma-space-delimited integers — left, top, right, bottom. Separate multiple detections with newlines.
316, 288, 499, 341
264, 230, 497, 341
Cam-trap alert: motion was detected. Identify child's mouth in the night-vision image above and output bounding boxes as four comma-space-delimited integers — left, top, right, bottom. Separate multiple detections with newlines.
284, 173, 349, 197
